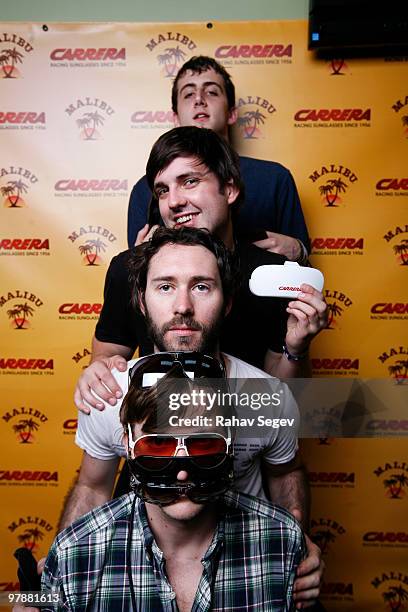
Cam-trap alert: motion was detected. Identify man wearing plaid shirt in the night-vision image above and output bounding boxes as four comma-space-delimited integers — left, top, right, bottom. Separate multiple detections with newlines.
42, 357, 305, 611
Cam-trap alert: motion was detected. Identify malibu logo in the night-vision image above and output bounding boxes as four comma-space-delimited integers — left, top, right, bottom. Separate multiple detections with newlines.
0, 358, 54, 376
215, 43, 293, 66
328, 58, 349, 76
8, 515, 53, 554
310, 518, 346, 555
374, 460, 408, 499
2, 406, 48, 444
68, 225, 117, 266
59, 303, 102, 320
1, 165, 38, 208
376, 177, 408, 197
311, 358, 359, 377
65, 97, 115, 140
0, 238, 50, 257
0, 33, 34, 79
383, 224, 408, 266
54, 178, 127, 198
50, 47, 126, 68
72, 347, 91, 369
131, 110, 173, 130
371, 571, 408, 609
145, 32, 197, 78
0, 290, 43, 330
236, 95, 276, 140
309, 163, 358, 207
324, 289, 353, 329
309, 471, 355, 488
308, 406, 342, 439
0, 111, 46, 131
392, 94, 408, 137
378, 346, 408, 384
311, 237, 364, 256
363, 531, 408, 548
63, 418, 78, 435
294, 108, 371, 128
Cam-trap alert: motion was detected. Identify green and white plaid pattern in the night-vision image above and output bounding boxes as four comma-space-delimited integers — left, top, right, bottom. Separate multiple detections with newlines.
42, 490, 304, 611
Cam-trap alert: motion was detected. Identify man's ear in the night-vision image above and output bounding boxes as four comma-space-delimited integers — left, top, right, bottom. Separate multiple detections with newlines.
173, 111, 180, 127
225, 179, 240, 207
225, 297, 233, 317
138, 291, 146, 316
227, 106, 238, 126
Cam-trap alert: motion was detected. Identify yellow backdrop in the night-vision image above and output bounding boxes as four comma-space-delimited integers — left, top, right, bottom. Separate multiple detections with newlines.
0, 20, 407, 610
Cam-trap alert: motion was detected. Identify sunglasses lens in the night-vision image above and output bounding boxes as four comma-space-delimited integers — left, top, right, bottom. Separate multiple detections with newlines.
186, 435, 227, 456
135, 436, 177, 457
135, 456, 173, 471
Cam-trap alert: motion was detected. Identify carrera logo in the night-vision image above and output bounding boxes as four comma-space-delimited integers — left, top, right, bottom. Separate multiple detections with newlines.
54, 179, 127, 198
2, 406, 48, 444
295, 108, 371, 129
0, 358, 54, 376
371, 303, 408, 321
367, 419, 408, 433
374, 461, 408, 499
321, 582, 354, 603
0, 33, 34, 79
311, 358, 359, 377
237, 95, 276, 140
311, 237, 363, 256
324, 289, 353, 329
376, 178, 408, 193
363, 531, 408, 545
145, 32, 197, 78
63, 418, 78, 434
309, 164, 358, 207
0, 470, 58, 483
309, 471, 355, 485
59, 303, 102, 320
0, 112, 46, 131
50, 47, 126, 63
131, 110, 174, 130
8, 515, 53, 554
65, 97, 115, 140
68, 225, 117, 266
215, 44, 293, 66
279, 286, 301, 291
310, 518, 345, 555
383, 224, 408, 266
378, 346, 408, 384
1, 165, 38, 208
0, 290, 43, 330
0, 238, 50, 257
392, 94, 408, 137
371, 571, 408, 609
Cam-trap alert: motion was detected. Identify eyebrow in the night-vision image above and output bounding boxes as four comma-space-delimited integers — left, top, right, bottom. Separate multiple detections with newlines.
179, 81, 224, 96
153, 170, 208, 190
150, 275, 217, 283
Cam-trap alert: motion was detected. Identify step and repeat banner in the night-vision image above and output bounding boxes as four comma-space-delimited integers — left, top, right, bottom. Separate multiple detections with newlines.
0, 20, 407, 610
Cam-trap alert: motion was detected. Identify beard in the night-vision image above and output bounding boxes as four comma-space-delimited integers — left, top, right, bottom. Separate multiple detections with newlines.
144, 310, 225, 354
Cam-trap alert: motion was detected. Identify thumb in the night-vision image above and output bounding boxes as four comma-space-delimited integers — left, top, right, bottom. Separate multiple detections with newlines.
113, 355, 128, 371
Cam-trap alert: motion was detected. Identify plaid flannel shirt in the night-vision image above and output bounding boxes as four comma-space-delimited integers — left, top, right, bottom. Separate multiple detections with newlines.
42, 490, 305, 611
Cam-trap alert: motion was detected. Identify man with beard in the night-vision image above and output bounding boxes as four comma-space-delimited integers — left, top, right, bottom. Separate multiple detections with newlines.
61, 228, 323, 609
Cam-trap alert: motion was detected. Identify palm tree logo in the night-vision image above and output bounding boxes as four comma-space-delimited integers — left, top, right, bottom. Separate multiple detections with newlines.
319, 178, 348, 206
326, 302, 343, 329
7, 302, 35, 329
383, 473, 408, 499
330, 58, 346, 75
393, 239, 408, 265
1, 179, 29, 207
402, 115, 408, 137
237, 110, 266, 139
312, 529, 336, 555
76, 111, 105, 140
0, 47, 24, 78
78, 238, 107, 266
17, 527, 44, 553
388, 360, 408, 385
157, 46, 187, 78
12, 418, 40, 443
382, 584, 408, 610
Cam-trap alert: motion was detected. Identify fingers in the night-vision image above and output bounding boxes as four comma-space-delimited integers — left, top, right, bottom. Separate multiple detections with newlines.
74, 361, 123, 413
37, 557, 46, 574
293, 537, 324, 607
112, 355, 127, 372
135, 224, 159, 246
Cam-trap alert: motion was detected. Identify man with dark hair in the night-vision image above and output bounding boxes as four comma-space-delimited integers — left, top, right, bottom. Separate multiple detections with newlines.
43, 354, 305, 611
128, 55, 309, 261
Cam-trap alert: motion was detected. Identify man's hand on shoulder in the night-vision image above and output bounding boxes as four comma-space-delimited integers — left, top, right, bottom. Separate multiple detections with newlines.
135, 223, 160, 246
285, 283, 328, 356
293, 534, 324, 609
253, 231, 304, 262
74, 355, 127, 414
12, 558, 45, 612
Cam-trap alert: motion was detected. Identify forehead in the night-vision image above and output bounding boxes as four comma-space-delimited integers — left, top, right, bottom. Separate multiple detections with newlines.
154, 156, 212, 184
176, 68, 226, 93
146, 243, 221, 281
